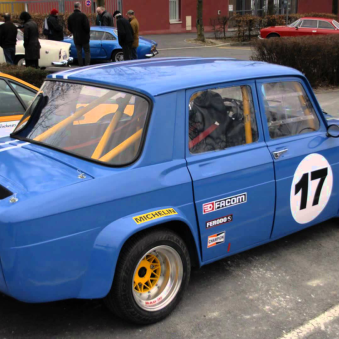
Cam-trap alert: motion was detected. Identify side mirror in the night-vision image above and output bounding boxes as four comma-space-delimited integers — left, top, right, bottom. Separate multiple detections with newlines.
327, 124, 339, 138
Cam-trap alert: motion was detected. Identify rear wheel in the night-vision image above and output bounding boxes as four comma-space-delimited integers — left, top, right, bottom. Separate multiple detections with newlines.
111, 50, 124, 62
15, 56, 25, 66
104, 229, 191, 324
267, 33, 280, 39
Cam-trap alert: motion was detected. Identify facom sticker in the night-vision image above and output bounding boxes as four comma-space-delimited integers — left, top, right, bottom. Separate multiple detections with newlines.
203, 193, 247, 214
207, 232, 226, 248
206, 215, 233, 229
290, 153, 333, 224
133, 208, 178, 224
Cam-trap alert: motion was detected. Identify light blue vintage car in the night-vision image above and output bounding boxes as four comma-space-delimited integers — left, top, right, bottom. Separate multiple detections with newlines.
64, 26, 158, 62
1, 58, 339, 325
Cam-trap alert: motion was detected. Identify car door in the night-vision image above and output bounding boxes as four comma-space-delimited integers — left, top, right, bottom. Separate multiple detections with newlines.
101, 32, 117, 59
186, 81, 276, 262
89, 30, 105, 59
257, 78, 339, 239
297, 19, 318, 36
317, 20, 337, 36
0, 78, 26, 137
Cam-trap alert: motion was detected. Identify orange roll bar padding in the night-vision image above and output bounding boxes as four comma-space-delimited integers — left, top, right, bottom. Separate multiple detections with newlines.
241, 86, 253, 144
293, 82, 316, 130
99, 129, 143, 163
34, 91, 114, 142
91, 94, 132, 160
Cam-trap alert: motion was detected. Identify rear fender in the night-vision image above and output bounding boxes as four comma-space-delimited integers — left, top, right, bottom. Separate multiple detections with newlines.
78, 206, 201, 299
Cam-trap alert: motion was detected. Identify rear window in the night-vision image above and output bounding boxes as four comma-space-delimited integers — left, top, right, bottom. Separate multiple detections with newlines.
13, 81, 150, 166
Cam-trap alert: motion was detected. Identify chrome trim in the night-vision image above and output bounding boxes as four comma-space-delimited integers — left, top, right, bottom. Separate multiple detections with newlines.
52, 57, 74, 67
145, 50, 159, 58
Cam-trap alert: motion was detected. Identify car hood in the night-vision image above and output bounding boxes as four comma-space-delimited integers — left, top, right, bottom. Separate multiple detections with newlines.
0, 139, 93, 201
39, 39, 71, 50
139, 36, 157, 46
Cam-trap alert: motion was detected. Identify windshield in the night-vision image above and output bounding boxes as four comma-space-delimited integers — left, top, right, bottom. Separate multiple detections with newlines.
13, 81, 150, 166
333, 20, 339, 29
289, 19, 301, 27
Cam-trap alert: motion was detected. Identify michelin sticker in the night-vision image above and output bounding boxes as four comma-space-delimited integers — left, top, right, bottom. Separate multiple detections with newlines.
291, 153, 333, 224
133, 208, 177, 224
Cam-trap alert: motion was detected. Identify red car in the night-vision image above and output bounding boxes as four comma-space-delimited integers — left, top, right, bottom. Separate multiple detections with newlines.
259, 17, 339, 39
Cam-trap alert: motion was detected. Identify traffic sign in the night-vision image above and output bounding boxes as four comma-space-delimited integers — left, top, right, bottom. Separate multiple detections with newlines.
86, 0, 91, 7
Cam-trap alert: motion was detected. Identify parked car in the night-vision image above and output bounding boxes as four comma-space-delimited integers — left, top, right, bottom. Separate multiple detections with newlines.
1, 58, 339, 325
0, 22, 73, 67
259, 17, 339, 39
63, 26, 158, 62
0, 72, 38, 138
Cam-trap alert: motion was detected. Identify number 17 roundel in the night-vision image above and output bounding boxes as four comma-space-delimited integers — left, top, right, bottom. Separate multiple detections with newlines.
290, 153, 333, 224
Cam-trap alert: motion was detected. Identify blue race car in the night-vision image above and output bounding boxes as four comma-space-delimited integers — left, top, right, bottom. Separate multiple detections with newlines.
64, 26, 158, 62
2, 58, 339, 325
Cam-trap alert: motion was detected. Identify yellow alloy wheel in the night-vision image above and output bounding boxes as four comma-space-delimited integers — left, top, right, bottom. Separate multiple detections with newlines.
134, 254, 161, 293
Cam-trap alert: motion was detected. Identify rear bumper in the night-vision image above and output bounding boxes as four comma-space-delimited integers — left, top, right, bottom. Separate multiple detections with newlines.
52, 57, 74, 67
145, 50, 159, 58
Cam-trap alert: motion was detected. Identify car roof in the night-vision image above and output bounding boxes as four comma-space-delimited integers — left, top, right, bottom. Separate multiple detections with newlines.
90, 25, 115, 32
0, 72, 39, 91
48, 57, 303, 97
301, 17, 333, 22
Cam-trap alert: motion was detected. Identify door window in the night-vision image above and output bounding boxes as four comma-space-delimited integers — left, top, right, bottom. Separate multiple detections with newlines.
261, 81, 319, 139
0, 79, 25, 116
9, 82, 36, 107
90, 31, 105, 40
103, 32, 116, 40
318, 21, 334, 29
301, 20, 317, 28
189, 85, 258, 154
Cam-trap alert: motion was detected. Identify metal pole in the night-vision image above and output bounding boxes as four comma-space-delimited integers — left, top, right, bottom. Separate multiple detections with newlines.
286, 0, 289, 24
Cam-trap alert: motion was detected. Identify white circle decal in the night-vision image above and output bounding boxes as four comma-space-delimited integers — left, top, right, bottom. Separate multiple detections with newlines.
290, 153, 333, 224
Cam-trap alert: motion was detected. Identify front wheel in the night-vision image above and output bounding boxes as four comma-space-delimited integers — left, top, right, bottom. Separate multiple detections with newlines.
111, 50, 124, 62
15, 56, 25, 66
104, 229, 191, 324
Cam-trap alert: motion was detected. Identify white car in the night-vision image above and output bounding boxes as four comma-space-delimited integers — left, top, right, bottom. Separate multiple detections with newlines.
0, 22, 73, 67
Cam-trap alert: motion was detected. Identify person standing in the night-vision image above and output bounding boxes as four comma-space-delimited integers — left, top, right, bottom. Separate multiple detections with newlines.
46, 9, 63, 41
126, 10, 139, 60
68, 2, 90, 66
0, 13, 18, 65
19, 12, 41, 68
112, 10, 134, 61
96, 7, 113, 27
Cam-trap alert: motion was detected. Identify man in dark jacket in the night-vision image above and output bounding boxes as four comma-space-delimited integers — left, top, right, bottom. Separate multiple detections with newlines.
96, 7, 113, 27
113, 10, 134, 61
0, 13, 18, 64
68, 2, 90, 66
46, 9, 63, 41
19, 12, 41, 68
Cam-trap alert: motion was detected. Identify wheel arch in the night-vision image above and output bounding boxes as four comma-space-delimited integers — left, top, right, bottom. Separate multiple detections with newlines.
78, 208, 201, 299
267, 32, 281, 38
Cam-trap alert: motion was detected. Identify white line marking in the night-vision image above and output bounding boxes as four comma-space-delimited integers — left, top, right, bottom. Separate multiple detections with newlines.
0, 140, 21, 146
0, 142, 30, 153
158, 43, 231, 51
279, 304, 339, 339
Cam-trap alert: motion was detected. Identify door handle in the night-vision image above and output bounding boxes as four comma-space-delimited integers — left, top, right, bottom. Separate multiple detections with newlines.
312, 30, 317, 33
272, 148, 288, 160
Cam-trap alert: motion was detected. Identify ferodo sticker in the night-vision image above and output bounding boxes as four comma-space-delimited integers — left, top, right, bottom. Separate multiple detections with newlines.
133, 208, 178, 224
291, 153, 333, 224
203, 193, 247, 214
206, 215, 233, 229
207, 232, 226, 248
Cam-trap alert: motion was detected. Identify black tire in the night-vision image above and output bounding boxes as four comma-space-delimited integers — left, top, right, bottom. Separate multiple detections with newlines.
111, 50, 124, 62
14, 55, 25, 66
104, 228, 191, 325
267, 33, 280, 39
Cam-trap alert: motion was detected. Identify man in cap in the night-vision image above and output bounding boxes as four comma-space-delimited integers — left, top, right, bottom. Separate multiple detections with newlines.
113, 10, 134, 61
0, 13, 18, 64
126, 10, 139, 60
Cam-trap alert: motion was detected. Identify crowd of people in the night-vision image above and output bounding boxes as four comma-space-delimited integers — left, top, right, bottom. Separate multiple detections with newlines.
0, 3, 140, 68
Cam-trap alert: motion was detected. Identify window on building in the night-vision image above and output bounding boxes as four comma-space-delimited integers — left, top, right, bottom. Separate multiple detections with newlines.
301, 20, 318, 28
188, 85, 258, 154
318, 21, 335, 29
169, 0, 180, 22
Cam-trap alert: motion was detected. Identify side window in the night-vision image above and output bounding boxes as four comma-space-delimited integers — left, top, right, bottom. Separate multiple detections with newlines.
103, 32, 116, 40
318, 21, 334, 29
0, 79, 25, 116
301, 20, 317, 28
10, 82, 36, 107
90, 31, 105, 40
261, 81, 320, 139
189, 85, 258, 154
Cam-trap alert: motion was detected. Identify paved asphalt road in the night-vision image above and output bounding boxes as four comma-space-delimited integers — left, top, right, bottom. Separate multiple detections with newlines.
7, 34, 339, 339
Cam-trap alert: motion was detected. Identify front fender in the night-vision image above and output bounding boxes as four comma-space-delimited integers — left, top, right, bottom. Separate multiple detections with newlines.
78, 205, 201, 299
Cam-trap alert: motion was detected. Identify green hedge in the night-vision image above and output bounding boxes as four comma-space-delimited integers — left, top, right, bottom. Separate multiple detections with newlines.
0, 63, 47, 88
251, 35, 339, 87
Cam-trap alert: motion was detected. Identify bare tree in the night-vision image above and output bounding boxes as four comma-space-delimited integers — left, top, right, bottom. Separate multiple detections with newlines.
196, 0, 205, 42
